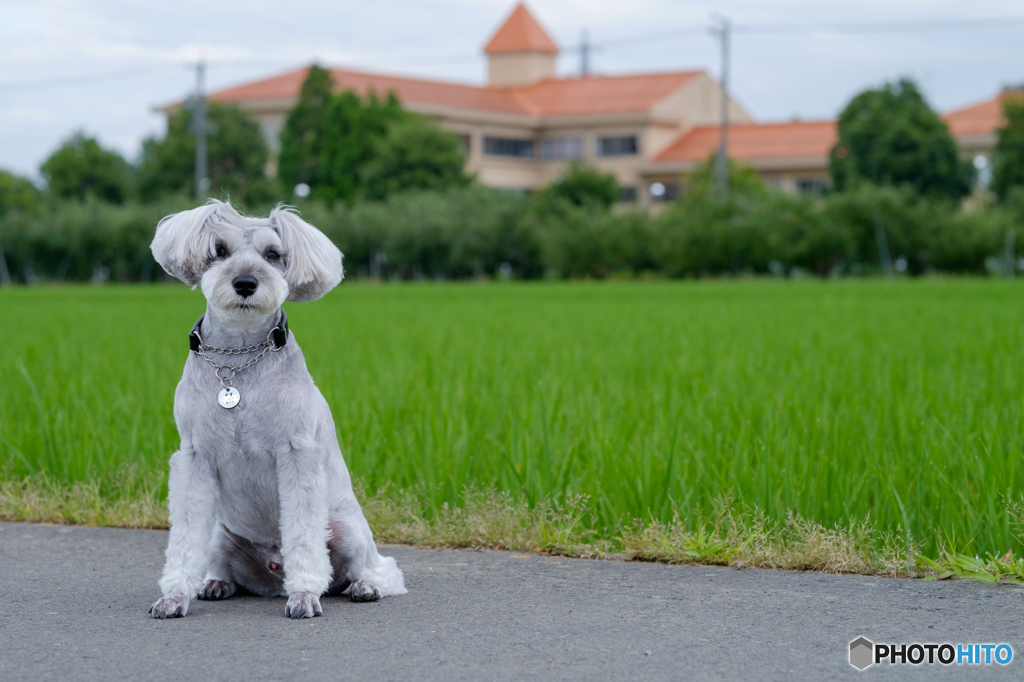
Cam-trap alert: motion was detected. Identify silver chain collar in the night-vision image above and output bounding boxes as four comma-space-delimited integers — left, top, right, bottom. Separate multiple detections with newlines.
193, 326, 284, 392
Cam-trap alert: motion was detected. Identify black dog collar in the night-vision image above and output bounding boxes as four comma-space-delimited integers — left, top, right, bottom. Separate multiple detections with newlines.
189, 309, 289, 352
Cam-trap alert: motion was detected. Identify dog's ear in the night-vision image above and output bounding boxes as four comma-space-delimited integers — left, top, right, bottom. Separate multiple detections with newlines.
270, 205, 344, 302
151, 200, 238, 286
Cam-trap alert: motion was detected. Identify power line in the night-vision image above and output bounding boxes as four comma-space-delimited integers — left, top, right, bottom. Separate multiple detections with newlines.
736, 16, 1024, 35
580, 27, 708, 51
580, 15, 1024, 52
0, 64, 181, 93
0, 59, 307, 93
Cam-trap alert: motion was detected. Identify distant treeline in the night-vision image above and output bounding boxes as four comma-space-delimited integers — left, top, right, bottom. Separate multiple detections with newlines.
2, 182, 1023, 283
2, 73, 1024, 283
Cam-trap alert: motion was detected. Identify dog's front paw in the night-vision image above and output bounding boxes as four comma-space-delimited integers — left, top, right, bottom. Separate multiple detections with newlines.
199, 579, 236, 600
149, 592, 190, 619
349, 580, 382, 602
285, 591, 322, 619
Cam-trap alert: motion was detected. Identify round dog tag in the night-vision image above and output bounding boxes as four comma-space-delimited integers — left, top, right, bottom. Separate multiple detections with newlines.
218, 387, 240, 409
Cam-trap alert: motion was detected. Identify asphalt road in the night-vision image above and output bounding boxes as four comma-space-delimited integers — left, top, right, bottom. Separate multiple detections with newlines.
1, 522, 1022, 680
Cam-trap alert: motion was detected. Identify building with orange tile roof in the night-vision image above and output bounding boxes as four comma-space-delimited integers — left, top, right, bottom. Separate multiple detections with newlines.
178, 2, 1018, 203
642, 90, 1018, 197
943, 87, 1019, 157
195, 2, 750, 202
650, 120, 838, 194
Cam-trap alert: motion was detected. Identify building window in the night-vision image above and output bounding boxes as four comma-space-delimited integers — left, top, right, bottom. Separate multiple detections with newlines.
457, 134, 471, 155
484, 137, 534, 159
619, 187, 637, 203
597, 135, 638, 157
542, 137, 583, 160
796, 179, 826, 195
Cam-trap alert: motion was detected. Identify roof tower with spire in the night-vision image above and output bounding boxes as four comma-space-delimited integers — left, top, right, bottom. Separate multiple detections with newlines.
484, 3, 559, 55
483, 3, 559, 87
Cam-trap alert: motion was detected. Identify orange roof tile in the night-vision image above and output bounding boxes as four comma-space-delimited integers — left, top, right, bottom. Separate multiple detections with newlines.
943, 88, 1020, 138
513, 71, 700, 116
483, 3, 558, 55
211, 66, 703, 119
212, 67, 525, 115
212, 68, 312, 102
655, 121, 837, 163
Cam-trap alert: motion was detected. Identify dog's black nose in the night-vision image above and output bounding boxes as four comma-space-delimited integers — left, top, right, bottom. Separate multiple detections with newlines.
232, 275, 258, 298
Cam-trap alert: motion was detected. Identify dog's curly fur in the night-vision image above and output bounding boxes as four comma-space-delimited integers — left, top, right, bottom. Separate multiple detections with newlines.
148, 200, 406, 620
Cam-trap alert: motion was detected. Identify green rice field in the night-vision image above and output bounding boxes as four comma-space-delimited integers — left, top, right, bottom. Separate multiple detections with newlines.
2, 280, 1023, 561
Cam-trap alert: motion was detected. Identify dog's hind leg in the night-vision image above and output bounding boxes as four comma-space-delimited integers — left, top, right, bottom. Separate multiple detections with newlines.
326, 513, 407, 602
325, 518, 352, 596
199, 522, 237, 600
349, 545, 405, 601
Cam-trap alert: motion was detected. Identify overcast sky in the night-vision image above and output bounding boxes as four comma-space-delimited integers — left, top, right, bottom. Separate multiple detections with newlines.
2, 0, 1023, 179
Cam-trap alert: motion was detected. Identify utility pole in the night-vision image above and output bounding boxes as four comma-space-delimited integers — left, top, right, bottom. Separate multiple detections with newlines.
191, 60, 209, 202
712, 15, 730, 196
874, 218, 894, 278
580, 30, 590, 76
0, 245, 10, 287
1005, 229, 1016, 279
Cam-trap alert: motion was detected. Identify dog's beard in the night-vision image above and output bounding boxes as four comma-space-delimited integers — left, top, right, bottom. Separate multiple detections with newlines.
200, 263, 288, 325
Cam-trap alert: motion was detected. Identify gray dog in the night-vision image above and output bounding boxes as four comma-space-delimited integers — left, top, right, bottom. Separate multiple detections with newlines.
148, 199, 405, 619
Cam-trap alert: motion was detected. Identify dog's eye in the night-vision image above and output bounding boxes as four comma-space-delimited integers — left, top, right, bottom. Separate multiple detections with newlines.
215, 244, 228, 259
266, 250, 280, 262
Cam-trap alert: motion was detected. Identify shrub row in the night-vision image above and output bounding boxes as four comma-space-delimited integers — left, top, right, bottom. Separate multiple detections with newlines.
1, 185, 1022, 283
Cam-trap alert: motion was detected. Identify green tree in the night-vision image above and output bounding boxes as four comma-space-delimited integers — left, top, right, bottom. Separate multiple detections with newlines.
830, 78, 970, 199
993, 92, 1024, 201
683, 153, 766, 200
277, 64, 334, 194
315, 90, 405, 203
279, 68, 469, 203
541, 161, 619, 209
0, 170, 39, 214
139, 102, 271, 202
40, 132, 132, 203
362, 116, 469, 200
